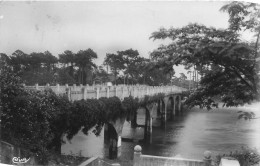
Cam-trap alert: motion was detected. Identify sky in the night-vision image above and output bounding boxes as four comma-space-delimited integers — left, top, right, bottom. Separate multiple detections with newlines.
0, 1, 244, 76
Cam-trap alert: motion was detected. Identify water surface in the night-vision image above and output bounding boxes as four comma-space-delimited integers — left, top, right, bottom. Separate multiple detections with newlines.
62, 103, 260, 160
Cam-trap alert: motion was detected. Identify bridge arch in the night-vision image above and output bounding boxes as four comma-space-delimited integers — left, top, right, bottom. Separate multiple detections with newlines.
144, 106, 152, 143
161, 98, 167, 127
104, 123, 118, 159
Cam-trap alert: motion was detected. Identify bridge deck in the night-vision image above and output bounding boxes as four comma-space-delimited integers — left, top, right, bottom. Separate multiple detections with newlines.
24, 84, 187, 101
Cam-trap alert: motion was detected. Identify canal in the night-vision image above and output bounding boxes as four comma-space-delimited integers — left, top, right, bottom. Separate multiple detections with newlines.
61, 102, 260, 162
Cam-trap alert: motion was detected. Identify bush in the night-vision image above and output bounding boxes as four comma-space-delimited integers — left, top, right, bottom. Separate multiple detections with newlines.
215, 147, 260, 166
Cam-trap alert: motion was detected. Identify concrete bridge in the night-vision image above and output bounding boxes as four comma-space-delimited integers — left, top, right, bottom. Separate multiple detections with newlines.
104, 93, 187, 159
25, 83, 188, 159
24, 83, 187, 101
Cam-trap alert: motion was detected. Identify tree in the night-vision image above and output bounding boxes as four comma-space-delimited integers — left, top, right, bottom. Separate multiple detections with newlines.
59, 50, 76, 81
0, 53, 11, 69
10, 50, 30, 74
142, 60, 173, 86
220, 1, 260, 91
187, 70, 192, 90
104, 48, 175, 86
92, 66, 110, 84
1, 59, 54, 163
104, 53, 125, 85
150, 1, 260, 109
118, 49, 144, 84
179, 73, 187, 81
1, 57, 99, 162
43, 51, 58, 72
220, 2, 260, 35
74, 49, 97, 85
8, 50, 59, 85
28, 52, 44, 71
56, 68, 76, 85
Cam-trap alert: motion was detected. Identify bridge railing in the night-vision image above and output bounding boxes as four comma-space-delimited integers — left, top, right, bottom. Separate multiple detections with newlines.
23, 84, 187, 101
78, 157, 120, 166
133, 145, 207, 166
133, 145, 241, 166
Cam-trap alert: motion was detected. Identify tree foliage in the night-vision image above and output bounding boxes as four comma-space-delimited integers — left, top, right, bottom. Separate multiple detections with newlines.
2, 46, 177, 86
8, 50, 58, 85
103, 48, 175, 85
1, 48, 99, 86
74, 49, 98, 84
220, 1, 260, 33
1, 60, 65, 163
119, 49, 145, 83
150, 1, 260, 109
104, 52, 125, 84
92, 66, 110, 84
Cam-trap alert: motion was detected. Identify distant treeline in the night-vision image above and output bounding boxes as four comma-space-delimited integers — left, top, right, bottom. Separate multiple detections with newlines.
0, 49, 190, 87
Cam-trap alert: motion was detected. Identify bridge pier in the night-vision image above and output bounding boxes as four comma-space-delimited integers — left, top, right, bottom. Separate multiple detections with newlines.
157, 100, 161, 117
171, 97, 176, 120
166, 96, 175, 121
159, 98, 169, 129
104, 116, 126, 159
104, 123, 109, 144
117, 136, 122, 158
131, 110, 137, 128
144, 108, 151, 144
164, 98, 169, 128
149, 117, 152, 143
179, 96, 182, 115
143, 103, 157, 144
175, 96, 181, 116
158, 100, 164, 128
104, 123, 118, 159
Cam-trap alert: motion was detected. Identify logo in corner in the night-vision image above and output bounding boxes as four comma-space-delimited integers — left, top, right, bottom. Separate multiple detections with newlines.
12, 157, 30, 164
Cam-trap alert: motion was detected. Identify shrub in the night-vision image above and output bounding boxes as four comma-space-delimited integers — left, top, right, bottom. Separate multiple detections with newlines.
215, 147, 260, 166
